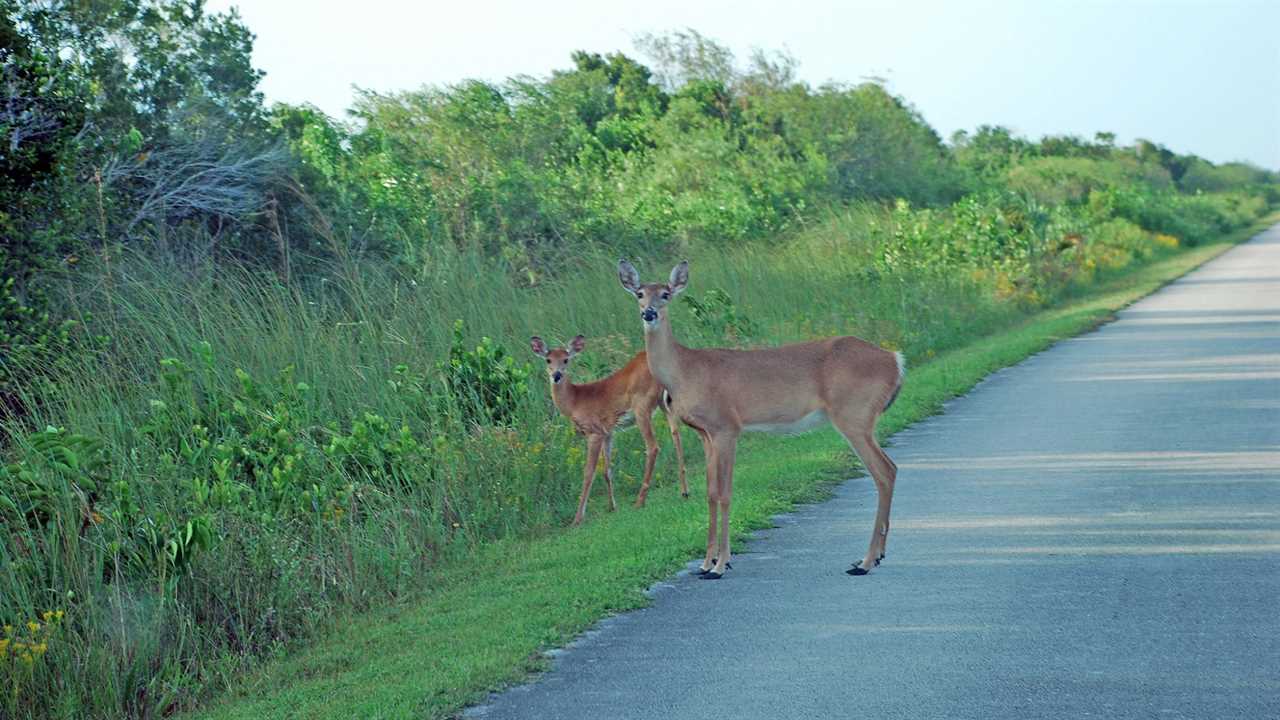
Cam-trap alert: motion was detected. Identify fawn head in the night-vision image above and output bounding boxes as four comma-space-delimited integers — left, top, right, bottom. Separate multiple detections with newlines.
618, 259, 688, 330
530, 334, 586, 384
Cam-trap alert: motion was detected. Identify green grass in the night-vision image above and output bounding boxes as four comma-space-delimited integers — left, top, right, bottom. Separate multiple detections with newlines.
187, 219, 1275, 720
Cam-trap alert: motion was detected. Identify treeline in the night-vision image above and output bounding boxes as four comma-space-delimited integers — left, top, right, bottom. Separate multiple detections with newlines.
4, 3, 1276, 307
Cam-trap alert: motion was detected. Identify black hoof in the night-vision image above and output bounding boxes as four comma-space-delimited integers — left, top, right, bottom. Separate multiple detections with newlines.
681, 492, 690, 499
847, 560, 871, 576
698, 561, 730, 579
696, 561, 716, 575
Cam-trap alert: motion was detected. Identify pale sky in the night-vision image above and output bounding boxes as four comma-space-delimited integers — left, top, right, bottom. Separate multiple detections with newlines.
207, 0, 1280, 169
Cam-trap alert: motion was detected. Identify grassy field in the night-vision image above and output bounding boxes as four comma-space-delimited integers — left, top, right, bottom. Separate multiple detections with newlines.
184, 217, 1276, 720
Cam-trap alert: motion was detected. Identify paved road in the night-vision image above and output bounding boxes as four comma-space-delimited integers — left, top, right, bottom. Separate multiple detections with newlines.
467, 229, 1280, 720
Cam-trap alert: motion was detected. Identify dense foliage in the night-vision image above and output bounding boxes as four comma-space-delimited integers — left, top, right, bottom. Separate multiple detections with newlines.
1, 4, 1276, 718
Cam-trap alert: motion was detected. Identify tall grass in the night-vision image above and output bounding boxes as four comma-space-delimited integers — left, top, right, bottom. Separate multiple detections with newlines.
0, 195, 1267, 719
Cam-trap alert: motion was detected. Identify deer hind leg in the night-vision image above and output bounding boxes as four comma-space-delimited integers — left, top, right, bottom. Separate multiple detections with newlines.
573, 434, 604, 526
633, 409, 660, 508
664, 403, 689, 498
703, 432, 738, 580
603, 433, 618, 512
832, 415, 897, 575
870, 441, 898, 558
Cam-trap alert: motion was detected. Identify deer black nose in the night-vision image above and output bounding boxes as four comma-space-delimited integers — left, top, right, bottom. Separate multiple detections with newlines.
552, 371, 563, 383
642, 308, 658, 322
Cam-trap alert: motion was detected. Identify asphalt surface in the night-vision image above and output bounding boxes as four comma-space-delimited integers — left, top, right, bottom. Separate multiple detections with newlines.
467, 228, 1280, 720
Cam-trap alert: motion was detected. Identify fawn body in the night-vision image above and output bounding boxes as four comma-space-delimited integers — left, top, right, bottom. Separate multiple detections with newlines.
531, 335, 687, 526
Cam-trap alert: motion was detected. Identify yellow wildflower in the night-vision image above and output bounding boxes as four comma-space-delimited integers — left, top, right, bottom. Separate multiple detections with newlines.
27, 621, 39, 633
0, 638, 9, 655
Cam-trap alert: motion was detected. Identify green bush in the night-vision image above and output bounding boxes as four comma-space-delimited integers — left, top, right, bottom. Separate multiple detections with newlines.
684, 287, 761, 345
1094, 186, 1268, 246
0, 280, 80, 420
437, 320, 534, 427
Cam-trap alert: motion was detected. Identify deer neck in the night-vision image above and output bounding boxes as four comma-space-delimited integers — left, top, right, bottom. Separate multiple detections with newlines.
550, 378, 577, 415
643, 314, 685, 394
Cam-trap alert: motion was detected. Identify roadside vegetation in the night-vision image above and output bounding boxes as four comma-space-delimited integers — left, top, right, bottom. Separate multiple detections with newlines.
185, 227, 1272, 720
1, 3, 1277, 718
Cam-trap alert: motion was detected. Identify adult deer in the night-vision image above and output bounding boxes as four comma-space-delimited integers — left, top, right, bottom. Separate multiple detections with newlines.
618, 260, 905, 579
530, 335, 687, 526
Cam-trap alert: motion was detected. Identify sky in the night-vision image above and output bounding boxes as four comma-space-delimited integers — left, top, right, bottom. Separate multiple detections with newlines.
206, 0, 1280, 169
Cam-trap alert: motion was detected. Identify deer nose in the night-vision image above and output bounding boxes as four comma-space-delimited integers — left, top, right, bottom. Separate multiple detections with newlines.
642, 308, 658, 322
552, 371, 563, 383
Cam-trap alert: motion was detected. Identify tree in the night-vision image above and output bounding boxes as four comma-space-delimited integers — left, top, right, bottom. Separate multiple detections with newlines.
16, 0, 266, 147
635, 29, 735, 93
1133, 139, 1194, 185
1, 0, 89, 288
5, 0, 284, 261
953, 125, 1037, 184
564, 51, 666, 120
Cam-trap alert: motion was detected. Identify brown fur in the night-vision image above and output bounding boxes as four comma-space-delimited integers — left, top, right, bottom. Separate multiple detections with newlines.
618, 260, 905, 575
531, 337, 687, 526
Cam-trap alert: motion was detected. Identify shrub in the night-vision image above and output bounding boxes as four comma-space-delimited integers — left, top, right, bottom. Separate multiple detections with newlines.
437, 320, 534, 427
684, 287, 760, 345
0, 279, 80, 422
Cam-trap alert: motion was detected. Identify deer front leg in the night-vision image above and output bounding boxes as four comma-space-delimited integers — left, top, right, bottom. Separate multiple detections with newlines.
573, 434, 604, 526
703, 432, 738, 580
633, 410, 660, 508
696, 429, 719, 573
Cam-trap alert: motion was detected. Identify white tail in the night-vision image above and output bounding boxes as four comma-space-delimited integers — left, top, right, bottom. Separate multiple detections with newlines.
530, 335, 687, 526
618, 260, 904, 577
886, 352, 906, 410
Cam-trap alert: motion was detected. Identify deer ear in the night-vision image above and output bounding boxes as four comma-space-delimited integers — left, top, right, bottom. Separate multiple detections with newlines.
530, 336, 548, 357
668, 260, 689, 296
568, 335, 586, 356
618, 259, 641, 294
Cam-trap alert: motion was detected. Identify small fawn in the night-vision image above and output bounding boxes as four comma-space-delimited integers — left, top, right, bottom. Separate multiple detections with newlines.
530, 334, 687, 526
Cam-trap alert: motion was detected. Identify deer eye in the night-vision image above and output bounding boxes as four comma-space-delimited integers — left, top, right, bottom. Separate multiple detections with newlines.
546, 359, 551, 364
661, 291, 670, 300
636, 291, 644, 299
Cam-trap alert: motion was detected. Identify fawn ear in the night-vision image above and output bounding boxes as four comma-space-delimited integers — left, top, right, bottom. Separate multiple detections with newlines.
568, 334, 586, 356
530, 336, 548, 357
618, 259, 641, 294
668, 260, 689, 296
